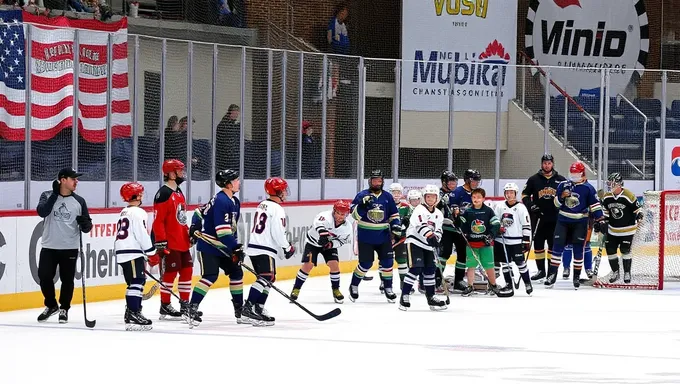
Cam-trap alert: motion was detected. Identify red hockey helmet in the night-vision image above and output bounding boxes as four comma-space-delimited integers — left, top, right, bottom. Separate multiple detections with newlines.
162, 159, 185, 175
569, 161, 585, 175
333, 200, 351, 215
120, 182, 144, 202
264, 177, 289, 197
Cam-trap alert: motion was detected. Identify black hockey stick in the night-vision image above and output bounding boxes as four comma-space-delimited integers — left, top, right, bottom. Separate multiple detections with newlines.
79, 234, 96, 328
455, 228, 512, 298
196, 232, 341, 322
433, 247, 450, 305
500, 234, 521, 290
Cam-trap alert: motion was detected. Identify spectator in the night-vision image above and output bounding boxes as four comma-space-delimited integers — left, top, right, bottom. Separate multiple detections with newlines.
216, 0, 245, 27
216, 104, 241, 172
68, 0, 94, 12
327, 3, 349, 55
164, 115, 186, 162
301, 120, 320, 178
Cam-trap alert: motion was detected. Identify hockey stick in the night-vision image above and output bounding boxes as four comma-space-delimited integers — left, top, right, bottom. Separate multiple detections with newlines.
433, 247, 450, 305
500, 233, 521, 290
195, 232, 341, 322
79, 234, 96, 328
142, 269, 186, 303
455, 228, 512, 298
142, 262, 161, 300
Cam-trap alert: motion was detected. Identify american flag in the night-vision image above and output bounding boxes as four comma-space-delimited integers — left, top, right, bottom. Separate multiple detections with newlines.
0, 10, 131, 143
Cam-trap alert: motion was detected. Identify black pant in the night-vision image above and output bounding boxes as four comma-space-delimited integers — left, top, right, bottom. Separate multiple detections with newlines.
38, 248, 79, 310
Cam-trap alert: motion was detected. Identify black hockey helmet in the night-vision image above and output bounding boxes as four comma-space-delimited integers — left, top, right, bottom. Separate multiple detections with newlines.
216, 169, 239, 188
441, 170, 458, 183
463, 169, 481, 183
368, 169, 384, 191
541, 153, 554, 163
606, 172, 623, 191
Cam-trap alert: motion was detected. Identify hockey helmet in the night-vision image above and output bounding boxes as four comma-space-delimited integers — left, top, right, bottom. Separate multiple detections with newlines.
569, 161, 586, 181
541, 153, 554, 163
368, 169, 384, 191
264, 177, 289, 198
120, 182, 144, 202
422, 184, 440, 206
503, 182, 519, 200
389, 182, 404, 193
440, 170, 458, 183
162, 159, 185, 175
606, 172, 624, 191
407, 189, 422, 206
463, 169, 481, 182
333, 200, 351, 216
216, 169, 239, 188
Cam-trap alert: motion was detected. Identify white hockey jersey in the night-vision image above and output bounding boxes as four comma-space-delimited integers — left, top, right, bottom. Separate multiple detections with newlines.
305, 210, 352, 249
245, 199, 291, 258
493, 201, 531, 245
114, 206, 156, 264
405, 204, 443, 251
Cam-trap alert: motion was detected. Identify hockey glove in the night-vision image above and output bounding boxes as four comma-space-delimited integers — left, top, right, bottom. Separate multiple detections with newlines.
317, 230, 331, 247
52, 180, 60, 194
636, 212, 643, 222
593, 220, 608, 234
76, 215, 92, 233
391, 224, 404, 240
154, 241, 168, 251
189, 223, 201, 243
283, 245, 296, 259
499, 226, 506, 234
426, 233, 439, 248
231, 244, 245, 264
522, 236, 531, 253
483, 234, 493, 246
530, 204, 542, 216
361, 194, 376, 208
323, 241, 334, 250
148, 253, 161, 267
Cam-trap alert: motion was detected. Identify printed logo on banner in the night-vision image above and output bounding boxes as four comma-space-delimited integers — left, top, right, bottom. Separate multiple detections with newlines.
524, 0, 649, 97
671, 146, 680, 176
0, 230, 6, 282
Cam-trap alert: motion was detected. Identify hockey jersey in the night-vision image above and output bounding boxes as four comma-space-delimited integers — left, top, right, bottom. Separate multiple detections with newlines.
554, 180, 604, 223
396, 201, 411, 235
194, 191, 240, 256
351, 189, 400, 245
601, 188, 641, 236
305, 210, 352, 249
406, 204, 443, 251
456, 205, 500, 248
493, 201, 531, 245
245, 199, 292, 258
153, 185, 190, 251
521, 170, 566, 223
114, 206, 156, 264
438, 187, 455, 231
450, 185, 473, 215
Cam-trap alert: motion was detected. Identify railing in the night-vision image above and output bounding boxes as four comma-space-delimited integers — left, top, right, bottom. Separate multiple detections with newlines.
617, 94, 649, 178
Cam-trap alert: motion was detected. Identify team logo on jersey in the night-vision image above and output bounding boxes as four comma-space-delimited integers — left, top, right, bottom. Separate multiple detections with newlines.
177, 203, 187, 225
460, 202, 472, 214
501, 213, 514, 228
471, 219, 486, 234
564, 192, 581, 209
609, 202, 626, 220
367, 204, 385, 223
538, 187, 557, 199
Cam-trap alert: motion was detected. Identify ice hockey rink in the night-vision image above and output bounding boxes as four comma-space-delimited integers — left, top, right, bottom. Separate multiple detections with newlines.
2, 266, 680, 384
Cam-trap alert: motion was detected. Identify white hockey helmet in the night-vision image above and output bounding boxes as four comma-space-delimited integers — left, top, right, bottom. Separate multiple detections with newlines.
422, 184, 440, 206
389, 182, 404, 192
407, 189, 422, 206
503, 182, 519, 200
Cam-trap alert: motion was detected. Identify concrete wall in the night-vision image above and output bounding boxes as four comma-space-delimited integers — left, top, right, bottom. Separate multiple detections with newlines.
401, 111, 508, 150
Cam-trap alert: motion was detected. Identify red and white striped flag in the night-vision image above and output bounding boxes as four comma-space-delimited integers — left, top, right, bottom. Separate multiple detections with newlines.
0, 10, 131, 143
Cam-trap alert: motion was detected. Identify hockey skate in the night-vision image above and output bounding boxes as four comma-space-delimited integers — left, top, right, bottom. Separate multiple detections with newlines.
332, 288, 344, 304
400, 281, 415, 295
398, 294, 410, 311
544, 273, 557, 289
37, 306, 59, 322
348, 285, 359, 302
241, 301, 265, 326
609, 270, 620, 283
181, 302, 202, 328
426, 295, 447, 311
159, 303, 182, 320
125, 307, 153, 331
585, 269, 594, 279
562, 268, 570, 280
525, 281, 533, 296
487, 284, 501, 296
379, 281, 385, 294
290, 288, 300, 302
624, 272, 631, 284
461, 286, 474, 297
255, 304, 275, 326
573, 274, 580, 290
497, 284, 514, 298
58, 309, 68, 324
417, 283, 426, 294
234, 306, 247, 324
531, 270, 546, 283
384, 287, 397, 303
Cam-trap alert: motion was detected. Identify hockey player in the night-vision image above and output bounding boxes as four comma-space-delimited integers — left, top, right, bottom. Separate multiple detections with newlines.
399, 185, 446, 311
562, 219, 594, 280
545, 161, 604, 289
291, 200, 352, 303
387, 182, 411, 291
114, 182, 156, 331
493, 183, 533, 296
522, 154, 566, 282
152, 159, 193, 320
447, 169, 481, 291
186, 170, 244, 326
426, 171, 458, 293
349, 169, 402, 302
598, 173, 642, 284
244, 177, 296, 326
407, 189, 422, 208
455, 188, 501, 296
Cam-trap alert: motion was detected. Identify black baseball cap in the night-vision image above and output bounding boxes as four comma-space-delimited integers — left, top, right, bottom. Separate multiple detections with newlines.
58, 167, 83, 179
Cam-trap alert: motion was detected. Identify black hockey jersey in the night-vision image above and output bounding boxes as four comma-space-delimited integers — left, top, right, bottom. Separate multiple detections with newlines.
521, 170, 566, 223
600, 188, 641, 236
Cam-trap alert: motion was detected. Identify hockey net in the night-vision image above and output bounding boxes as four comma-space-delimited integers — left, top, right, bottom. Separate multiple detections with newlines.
594, 190, 680, 290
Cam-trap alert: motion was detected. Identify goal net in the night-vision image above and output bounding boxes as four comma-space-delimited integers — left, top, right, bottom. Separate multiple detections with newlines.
594, 190, 680, 290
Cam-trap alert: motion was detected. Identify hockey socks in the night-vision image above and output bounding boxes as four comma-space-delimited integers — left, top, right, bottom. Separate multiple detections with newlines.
514, 257, 531, 285
402, 270, 419, 297
125, 278, 145, 312
160, 271, 177, 304
571, 243, 584, 279
584, 242, 593, 270
330, 271, 340, 289
534, 250, 547, 273
230, 277, 244, 308
378, 258, 394, 289
190, 275, 217, 306
178, 267, 193, 301
350, 262, 371, 287
547, 246, 563, 277
422, 270, 436, 296
247, 274, 273, 306
294, 269, 309, 290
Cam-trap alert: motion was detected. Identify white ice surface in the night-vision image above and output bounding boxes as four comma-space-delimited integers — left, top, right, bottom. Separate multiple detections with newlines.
3, 266, 680, 384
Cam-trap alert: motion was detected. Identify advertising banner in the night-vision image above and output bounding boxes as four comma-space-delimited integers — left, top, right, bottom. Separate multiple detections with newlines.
401, 0, 518, 112
655, 138, 680, 191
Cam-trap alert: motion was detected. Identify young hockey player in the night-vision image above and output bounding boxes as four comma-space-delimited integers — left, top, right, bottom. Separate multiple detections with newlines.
399, 185, 446, 311
152, 159, 193, 320
455, 188, 501, 296
424, 171, 457, 293
244, 177, 296, 326
545, 161, 604, 289
114, 182, 156, 331
186, 170, 244, 327
598, 172, 642, 284
386, 182, 411, 291
447, 169, 481, 291
291, 200, 352, 303
407, 189, 422, 208
493, 183, 533, 296
349, 169, 401, 303
521, 154, 566, 282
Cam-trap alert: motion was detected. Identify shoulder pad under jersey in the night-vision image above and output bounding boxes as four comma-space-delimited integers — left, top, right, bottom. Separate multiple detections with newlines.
154, 186, 174, 204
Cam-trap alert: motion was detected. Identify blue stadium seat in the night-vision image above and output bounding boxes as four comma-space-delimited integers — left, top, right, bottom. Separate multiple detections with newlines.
634, 98, 662, 118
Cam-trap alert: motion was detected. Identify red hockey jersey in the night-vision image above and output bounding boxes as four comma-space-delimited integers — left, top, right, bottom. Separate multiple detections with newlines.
153, 185, 190, 251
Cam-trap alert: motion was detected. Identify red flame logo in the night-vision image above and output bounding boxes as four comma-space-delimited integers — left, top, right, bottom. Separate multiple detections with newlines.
478, 40, 511, 61
554, 0, 581, 8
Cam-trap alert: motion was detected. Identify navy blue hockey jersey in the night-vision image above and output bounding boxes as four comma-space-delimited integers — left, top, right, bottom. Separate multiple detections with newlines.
351, 189, 400, 245
193, 191, 241, 256
554, 180, 603, 223
450, 186, 473, 215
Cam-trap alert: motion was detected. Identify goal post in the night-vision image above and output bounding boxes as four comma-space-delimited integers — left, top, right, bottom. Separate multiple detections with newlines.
594, 190, 680, 290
